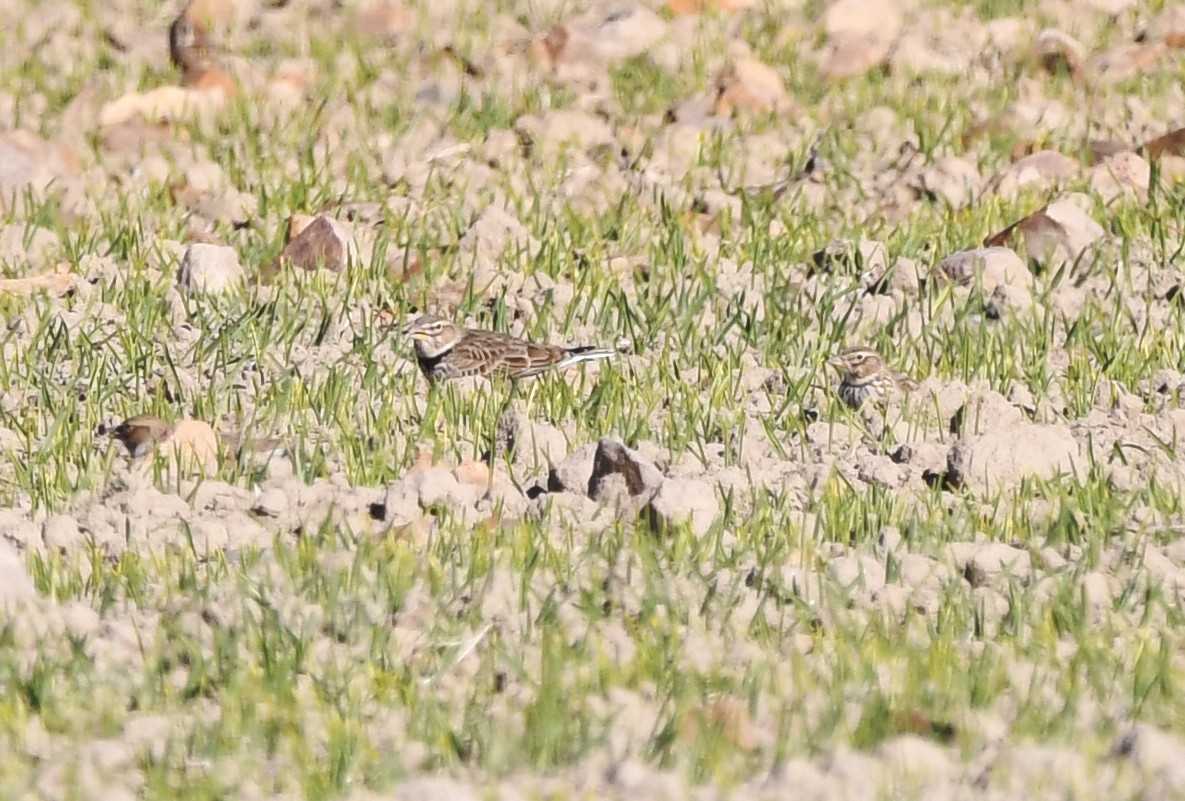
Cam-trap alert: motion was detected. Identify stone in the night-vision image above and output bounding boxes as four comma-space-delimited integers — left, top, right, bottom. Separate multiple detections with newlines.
918, 156, 981, 207
0, 130, 80, 198
823, 0, 903, 42
548, 443, 598, 493
713, 58, 792, 116
0, 542, 36, 605
935, 247, 1032, 291
42, 514, 84, 551
1013, 195, 1106, 267
514, 110, 615, 157
1034, 28, 1085, 82
496, 413, 569, 477
271, 214, 358, 273
177, 243, 244, 294
985, 283, 1034, 319
413, 467, 479, 512
991, 149, 1079, 199
354, 0, 411, 39
168, 419, 221, 475
946, 424, 1081, 492
98, 86, 227, 128
959, 543, 1033, 587
537, 5, 667, 67
588, 438, 663, 509
646, 478, 719, 537
1088, 151, 1151, 204
252, 486, 288, 518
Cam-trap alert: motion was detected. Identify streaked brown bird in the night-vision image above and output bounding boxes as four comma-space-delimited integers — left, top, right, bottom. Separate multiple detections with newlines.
403, 313, 616, 385
828, 346, 918, 409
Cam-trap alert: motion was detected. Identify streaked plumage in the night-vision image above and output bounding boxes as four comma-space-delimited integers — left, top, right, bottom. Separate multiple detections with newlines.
403, 313, 616, 384
828, 346, 918, 409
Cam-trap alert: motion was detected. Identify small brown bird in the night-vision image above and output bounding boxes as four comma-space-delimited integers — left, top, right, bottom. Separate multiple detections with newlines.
828, 346, 919, 409
110, 414, 174, 458
403, 313, 616, 384
107, 414, 285, 460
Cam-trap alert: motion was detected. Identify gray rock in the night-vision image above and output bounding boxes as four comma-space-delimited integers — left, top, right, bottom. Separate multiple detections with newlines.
178, 243, 245, 295
0, 541, 35, 605
251, 486, 288, 518
496, 412, 569, 477
936, 247, 1032, 290
949, 389, 1023, 436
985, 283, 1034, 319
42, 514, 83, 552
646, 478, 719, 537
959, 542, 1033, 587
413, 467, 479, 512
946, 424, 1080, 492
548, 442, 600, 494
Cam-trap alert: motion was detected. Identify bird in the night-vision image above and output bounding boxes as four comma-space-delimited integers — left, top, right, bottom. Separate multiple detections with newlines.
403, 313, 617, 384
828, 346, 919, 409
109, 414, 174, 458
106, 414, 285, 460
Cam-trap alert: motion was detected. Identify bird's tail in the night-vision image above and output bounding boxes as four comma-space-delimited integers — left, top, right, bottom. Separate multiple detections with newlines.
557, 346, 617, 370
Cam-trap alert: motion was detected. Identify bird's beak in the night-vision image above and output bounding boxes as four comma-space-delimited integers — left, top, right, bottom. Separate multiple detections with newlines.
827, 355, 845, 369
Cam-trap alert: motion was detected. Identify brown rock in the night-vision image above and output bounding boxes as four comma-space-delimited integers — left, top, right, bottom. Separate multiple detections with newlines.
588, 438, 663, 507
680, 699, 757, 750
0, 263, 77, 297
985, 194, 1105, 267
1141, 6, 1185, 46
271, 215, 358, 273
1141, 126, 1185, 161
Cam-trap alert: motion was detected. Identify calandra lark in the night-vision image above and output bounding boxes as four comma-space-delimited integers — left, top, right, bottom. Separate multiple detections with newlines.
828, 346, 919, 409
404, 313, 616, 384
